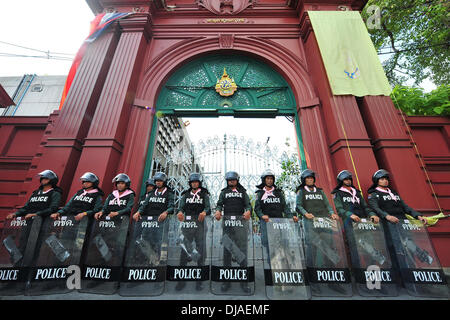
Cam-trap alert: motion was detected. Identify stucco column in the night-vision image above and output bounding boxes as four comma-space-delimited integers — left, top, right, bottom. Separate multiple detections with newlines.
359, 96, 438, 211
300, 12, 379, 194
28, 30, 120, 201
68, 16, 150, 197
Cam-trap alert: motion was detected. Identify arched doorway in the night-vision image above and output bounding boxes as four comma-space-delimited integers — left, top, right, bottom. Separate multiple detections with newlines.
141, 54, 307, 205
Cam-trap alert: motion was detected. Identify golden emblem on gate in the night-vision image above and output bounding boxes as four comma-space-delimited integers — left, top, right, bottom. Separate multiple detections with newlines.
215, 68, 237, 97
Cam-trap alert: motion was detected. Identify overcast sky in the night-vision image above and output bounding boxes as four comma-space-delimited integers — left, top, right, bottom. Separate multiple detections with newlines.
0, 1, 94, 77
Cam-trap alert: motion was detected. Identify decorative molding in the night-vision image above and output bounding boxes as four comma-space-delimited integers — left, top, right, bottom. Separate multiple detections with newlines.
197, 0, 253, 15
219, 34, 234, 48
298, 97, 320, 109
199, 18, 253, 23
299, 12, 313, 42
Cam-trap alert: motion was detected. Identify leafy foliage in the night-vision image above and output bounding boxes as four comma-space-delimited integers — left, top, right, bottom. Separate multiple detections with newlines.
391, 84, 450, 115
276, 152, 302, 194
362, 0, 450, 86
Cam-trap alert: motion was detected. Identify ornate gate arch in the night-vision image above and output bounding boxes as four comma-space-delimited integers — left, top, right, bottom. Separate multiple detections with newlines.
142, 54, 306, 211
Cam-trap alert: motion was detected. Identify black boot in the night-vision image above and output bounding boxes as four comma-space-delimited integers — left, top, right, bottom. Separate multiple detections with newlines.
240, 282, 252, 294
175, 282, 186, 291
221, 282, 231, 292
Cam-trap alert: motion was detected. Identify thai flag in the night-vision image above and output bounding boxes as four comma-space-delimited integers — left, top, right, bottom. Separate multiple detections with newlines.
59, 12, 134, 109
85, 12, 134, 43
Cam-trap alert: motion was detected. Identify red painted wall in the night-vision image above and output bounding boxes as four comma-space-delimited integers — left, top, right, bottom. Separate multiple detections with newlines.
405, 116, 450, 267
0, 114, 54, 220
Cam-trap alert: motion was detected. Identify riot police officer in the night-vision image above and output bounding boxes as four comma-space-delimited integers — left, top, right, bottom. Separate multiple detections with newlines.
134, 172, 174, 222
296, 169, 342, 294
367, 169, 426, 224
332, 170, 380, 273
295, 169, 338, 220
215, 171, 252, 293
94, 173, 135, 220
367, 169, 429, 281
6, 170, 62, 220
176, 173, 211, 291
332, 170, 378, 223
215, 171, 251, 221
51, 172, 104, 221
255, 169, 297, 267
131, 172, 174, 274
139, 178, 156, 208
254, 169, 297, 222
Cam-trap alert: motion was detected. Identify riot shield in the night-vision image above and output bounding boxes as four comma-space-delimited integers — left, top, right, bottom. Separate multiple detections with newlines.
386, 219, 449, 298
25, 215, 88, 295
262, 218, 310, 300
165, 214, 211, 294
80, 215, 129, 294
119, 215, 169, 296
348, 219, 398, 297
302, 217, 352, 297
0, 216, 41, 296
211, 215, 254, 296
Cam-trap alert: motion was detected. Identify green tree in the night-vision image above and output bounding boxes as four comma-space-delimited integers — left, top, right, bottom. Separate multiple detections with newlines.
276, 153, 302, 193
362, 0, 450, 86
391, 84, 450, 115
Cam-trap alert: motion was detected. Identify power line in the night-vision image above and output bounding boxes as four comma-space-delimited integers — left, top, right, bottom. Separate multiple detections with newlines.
0, 40, 75, 57
377, 42, 450, 55
0, 52, 73, 61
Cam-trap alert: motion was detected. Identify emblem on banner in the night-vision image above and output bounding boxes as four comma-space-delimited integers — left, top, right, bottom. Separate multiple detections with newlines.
215, 68, 237, 96
343, 50, 360, 79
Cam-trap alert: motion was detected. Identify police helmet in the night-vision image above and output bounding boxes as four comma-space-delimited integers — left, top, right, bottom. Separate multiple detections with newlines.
337, 170, 353, 184
188, 173, 202, 183
38, 170, 58, 186
261, 169, 275, 183
80, 172, 99, 187
153, 172, 167, 182
145, 178, 155, 187
225, 171, 239, 181
112, 173, 131, 188
300, 169, 315, 185
372, 169, 390, 184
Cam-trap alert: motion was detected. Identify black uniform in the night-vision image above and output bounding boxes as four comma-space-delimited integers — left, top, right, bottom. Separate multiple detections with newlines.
368, 186, 422, 280
136, 187, 174, 256
138, 187, 175, 217
58, 188, 104, 217
332, 186, 378, 269
254, 187, 292, 219
14, 186, 63, 218
367, 187, 421, 220
177, 188, 211, 266
254, 186, 292, 253
296, 186, 337, 268
101, 189, 135, 217
216, 185, 252, 268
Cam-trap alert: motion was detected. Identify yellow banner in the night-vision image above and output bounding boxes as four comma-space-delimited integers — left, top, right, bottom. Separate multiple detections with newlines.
308, 11, 392, 96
